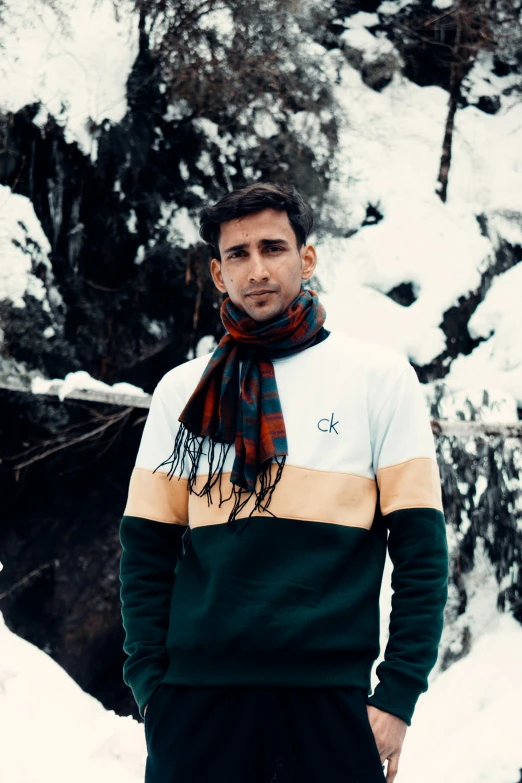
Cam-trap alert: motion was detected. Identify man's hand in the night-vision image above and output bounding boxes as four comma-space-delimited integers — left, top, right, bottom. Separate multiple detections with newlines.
366, 705, 408, 782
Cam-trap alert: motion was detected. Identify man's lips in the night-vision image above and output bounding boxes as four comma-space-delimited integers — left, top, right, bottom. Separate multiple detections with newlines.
246, 290, 277, 297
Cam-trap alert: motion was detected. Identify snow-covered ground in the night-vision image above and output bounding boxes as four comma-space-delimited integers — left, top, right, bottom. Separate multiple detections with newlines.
1, 1, 522, 781
0, 612, 145, 783
399, 611, 522, 783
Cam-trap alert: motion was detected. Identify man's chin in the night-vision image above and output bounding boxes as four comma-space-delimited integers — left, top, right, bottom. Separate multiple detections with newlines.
244, 302, 285, 323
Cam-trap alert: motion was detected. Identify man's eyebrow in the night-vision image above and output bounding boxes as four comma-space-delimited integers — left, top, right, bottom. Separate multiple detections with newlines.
223, 242, 248, 255
222, 238, 289, 256
259, 238, 289, 246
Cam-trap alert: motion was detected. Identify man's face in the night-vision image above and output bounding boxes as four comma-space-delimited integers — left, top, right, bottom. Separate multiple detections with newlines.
210, 208, 317, 323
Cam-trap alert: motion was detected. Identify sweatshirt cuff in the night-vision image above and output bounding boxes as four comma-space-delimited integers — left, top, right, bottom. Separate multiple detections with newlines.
366, 671, 424, 726
124, 659, 166, 719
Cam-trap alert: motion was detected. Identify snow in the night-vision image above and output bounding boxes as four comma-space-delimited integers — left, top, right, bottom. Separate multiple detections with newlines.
179, 161, 190, 181
314, 55, 522, 407
197, 6, 235, 37
0, 185, 63, 312
444, 263, 522, 406
193, 117, 237, 178
163, 99, 192, 123
431, 382, 520, 424
0, 611, 146, 783
158, 204, 201, 249
253, 111, 280, 139
340, 26, 397, 62
370, 536, 522, 782
290, 111, 332, 167
134, 245, 145, 265
398, 612, 522, 782
464, 53, 521, 115
195, 150, 215, 178
344, 12, 380, 28
31, 371, 148, 402
378, 0, 417, 14
318, 200, 491, 365
449, 102, 522, 209
186, 335, 219, 361
126, 211, 138, 235
0, 0, 139, 158
145, 319, 168, 340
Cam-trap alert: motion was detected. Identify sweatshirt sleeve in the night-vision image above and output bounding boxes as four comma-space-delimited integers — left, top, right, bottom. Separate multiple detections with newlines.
119, 373, 189, 718
366, 361, 449, 726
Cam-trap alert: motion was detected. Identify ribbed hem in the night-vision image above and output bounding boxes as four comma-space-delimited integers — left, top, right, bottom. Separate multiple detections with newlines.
366, 671, 424, 727
160, 649, 373, 691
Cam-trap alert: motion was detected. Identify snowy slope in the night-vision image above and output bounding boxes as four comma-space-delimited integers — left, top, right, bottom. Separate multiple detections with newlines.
314, 53, 522, 411
0, 612, 146, 783
398, 611, 522, 783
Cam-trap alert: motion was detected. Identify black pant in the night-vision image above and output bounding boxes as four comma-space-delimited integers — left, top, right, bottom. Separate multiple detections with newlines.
144, 683, 387, 782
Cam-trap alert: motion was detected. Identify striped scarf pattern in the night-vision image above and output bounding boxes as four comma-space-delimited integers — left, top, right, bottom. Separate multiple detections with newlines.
155, 287, 327, 530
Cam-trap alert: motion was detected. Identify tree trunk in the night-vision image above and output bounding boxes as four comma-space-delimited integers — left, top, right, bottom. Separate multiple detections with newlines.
436, 81, 461, 203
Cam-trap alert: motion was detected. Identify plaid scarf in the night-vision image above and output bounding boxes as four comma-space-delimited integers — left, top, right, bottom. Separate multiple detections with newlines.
155, 287, 327, 531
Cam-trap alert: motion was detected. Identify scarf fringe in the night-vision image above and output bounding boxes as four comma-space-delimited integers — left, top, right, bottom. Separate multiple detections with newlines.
154, 424, 286, 533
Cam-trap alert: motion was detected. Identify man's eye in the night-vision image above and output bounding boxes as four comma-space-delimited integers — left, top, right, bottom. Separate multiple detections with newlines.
267, 246, 283, 252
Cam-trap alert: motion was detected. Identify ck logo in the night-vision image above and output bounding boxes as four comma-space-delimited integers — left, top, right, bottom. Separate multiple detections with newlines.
317, 413, 339, 434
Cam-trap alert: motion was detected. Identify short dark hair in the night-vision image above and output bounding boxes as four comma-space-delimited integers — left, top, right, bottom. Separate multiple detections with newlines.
198, 182, 314, 260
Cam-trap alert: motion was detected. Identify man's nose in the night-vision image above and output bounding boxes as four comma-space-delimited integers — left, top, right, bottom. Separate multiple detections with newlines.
248, 252, 270, 281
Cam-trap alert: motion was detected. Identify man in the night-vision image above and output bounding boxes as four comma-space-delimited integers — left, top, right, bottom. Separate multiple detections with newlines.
119, 182, 449, 783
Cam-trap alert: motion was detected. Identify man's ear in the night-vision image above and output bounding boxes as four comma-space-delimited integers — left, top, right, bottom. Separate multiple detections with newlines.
210, 257, 227, 293
301, 244, 317, 281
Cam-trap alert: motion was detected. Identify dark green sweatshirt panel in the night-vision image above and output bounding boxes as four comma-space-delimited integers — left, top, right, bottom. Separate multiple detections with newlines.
119, 509, 448, 727
119, 514, 186, 718
164, 515, 386, 672
365, 507, 449, 725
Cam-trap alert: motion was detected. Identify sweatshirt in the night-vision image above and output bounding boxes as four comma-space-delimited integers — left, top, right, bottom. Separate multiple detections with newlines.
119, 328, 449, 725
